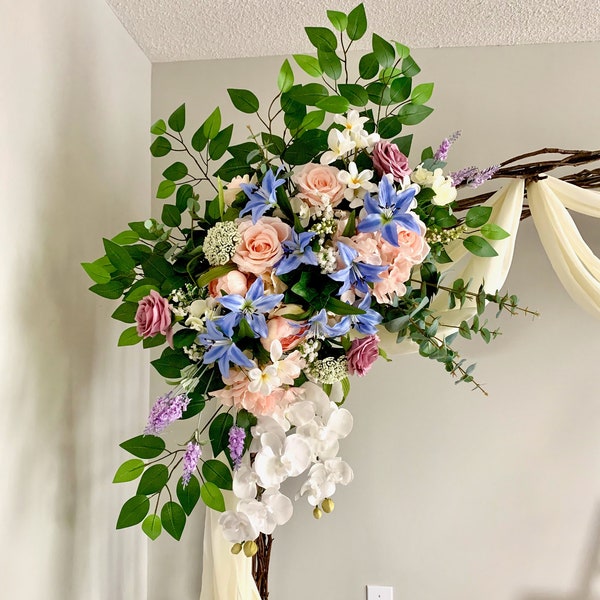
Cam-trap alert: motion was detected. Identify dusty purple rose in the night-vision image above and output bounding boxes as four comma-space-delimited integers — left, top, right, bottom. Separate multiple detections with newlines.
347, 334, 380, 377
372, 141, 412, 181
135, 289, 173, 345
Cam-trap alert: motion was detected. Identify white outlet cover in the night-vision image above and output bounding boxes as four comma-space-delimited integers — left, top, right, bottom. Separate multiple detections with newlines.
366, 585, 394, 600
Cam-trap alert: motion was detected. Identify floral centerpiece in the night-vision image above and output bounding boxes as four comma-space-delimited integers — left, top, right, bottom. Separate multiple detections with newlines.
82, 4, 533, 597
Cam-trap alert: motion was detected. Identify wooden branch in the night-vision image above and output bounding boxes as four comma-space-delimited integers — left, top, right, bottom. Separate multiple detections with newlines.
455, 149, 600, 218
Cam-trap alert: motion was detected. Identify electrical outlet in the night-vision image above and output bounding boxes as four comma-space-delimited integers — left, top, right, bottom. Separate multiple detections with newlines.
366, 585, 393, 600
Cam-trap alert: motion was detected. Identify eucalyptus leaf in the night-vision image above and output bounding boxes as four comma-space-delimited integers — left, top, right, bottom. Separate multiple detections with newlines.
463, 235, 498, 257
327, 9, 347, 31
203, 107, 222, 139
137, 464, 169, 495
168, 104, 186, 132
465, 206, 493, 228
200, 482, 226, 512
118, 326, 142, 347
227, 89, 260, 114
278, 59, 294, 93
347, 3, 367, 40
113, 459, 145, 483
150, 136, 171, 157
177, 475, 201, 516
161, 501, 186, 540
120, 435, 165, 459
293, 54, 323, 77
116, 495, 150, 529
142, 515, 162, 540
305, 27, 337, 52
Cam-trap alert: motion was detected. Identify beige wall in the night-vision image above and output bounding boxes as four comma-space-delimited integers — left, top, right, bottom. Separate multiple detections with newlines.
152, 41, 600, 600
0, 1, 151, 599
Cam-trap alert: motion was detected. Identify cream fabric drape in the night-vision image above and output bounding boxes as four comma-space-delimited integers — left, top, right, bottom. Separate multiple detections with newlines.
199, 490, 261, 600
528, 177, 600, 319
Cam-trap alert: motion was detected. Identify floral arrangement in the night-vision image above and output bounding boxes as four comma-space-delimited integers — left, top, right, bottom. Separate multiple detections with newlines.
82, 2, 530, 583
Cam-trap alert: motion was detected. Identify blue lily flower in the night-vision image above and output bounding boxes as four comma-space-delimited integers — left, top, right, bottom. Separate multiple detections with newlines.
306, 309, 351, 339
275, 230, 319, 275
357, 176, 421, 246
239, 167, 286, 223
197, 320, 255, 378
328, 242, 387, 296
215, 277, 284, 338
350, 294, 383, 335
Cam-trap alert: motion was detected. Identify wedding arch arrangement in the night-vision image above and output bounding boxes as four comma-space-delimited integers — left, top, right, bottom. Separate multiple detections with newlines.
82, 4, 600, 598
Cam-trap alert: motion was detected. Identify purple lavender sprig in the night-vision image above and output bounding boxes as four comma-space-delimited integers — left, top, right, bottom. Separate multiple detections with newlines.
182, 442, 201, 487
450, 164, 500, 188
144, 392, 190, 435
434, 130, 461, 161
228, 426, 246, 470
469, 165, 500, 188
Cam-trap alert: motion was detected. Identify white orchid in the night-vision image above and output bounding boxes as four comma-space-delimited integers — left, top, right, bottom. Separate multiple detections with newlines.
268, 340, 303, 385
253, 432, 312, 488
338, 161, 377, 205
350, 127, 380, 151
300, 458, 354, 506
233, 463, 259, 500
218, 510, 259, 544
247, 365, 281, 395
320, 129, 356, 165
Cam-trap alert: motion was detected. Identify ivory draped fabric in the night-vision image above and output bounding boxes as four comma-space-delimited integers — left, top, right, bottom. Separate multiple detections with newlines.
199, 176, 600, 599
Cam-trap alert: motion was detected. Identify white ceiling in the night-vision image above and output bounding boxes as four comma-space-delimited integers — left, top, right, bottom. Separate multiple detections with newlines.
107, 0, 600, 62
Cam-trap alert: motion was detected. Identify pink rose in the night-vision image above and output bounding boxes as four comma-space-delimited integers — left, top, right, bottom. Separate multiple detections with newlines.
135, 289, 173, 345
347, 334, 380, 377
208, 270, 249, 297
372, 141, 412, 181
292, 163, 345, 209
260, 317, 306, 352
232, 217, 291, 275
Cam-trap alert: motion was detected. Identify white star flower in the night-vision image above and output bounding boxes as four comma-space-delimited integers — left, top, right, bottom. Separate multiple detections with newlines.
320, 129, 356, 165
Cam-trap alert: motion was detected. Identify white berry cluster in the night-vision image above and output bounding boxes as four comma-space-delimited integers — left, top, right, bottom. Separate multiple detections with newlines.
203, 221, 241, 266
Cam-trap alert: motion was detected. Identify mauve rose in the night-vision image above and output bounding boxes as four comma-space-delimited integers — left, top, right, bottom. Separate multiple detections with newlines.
135, 290, 173, 345
372, 141, 412, 181
347, 334, 380, 377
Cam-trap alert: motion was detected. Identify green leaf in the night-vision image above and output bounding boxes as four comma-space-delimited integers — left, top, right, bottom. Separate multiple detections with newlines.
305, 27, 337, 52
391, 134, 413, 156
358, 53, 379, 79
161, 502, 186, 540
113, 459, 145, 483
191, 126, 208, 152
150, 348, 190, 378
162, 162, 188, 181
299, 110, 326, 132
342, 211, 356, 236
390, 77, 412, 102
325, 297, 366, 315
142, 254, 175, 283
481, 223, 510, 240
103, 238, 135, 272
142, 334, 166, 349
372, 33, 395, 68
177, 475, 201, 516
161, 204, 181, 227
397, 104, 434, 125
203, 107, 222, 139
318, 50, 342, 80
463, 235, 498, 258
465, 206, 493, 228
366, 81, 391, 105
227, 88, 259, 114
402, 55, 421, 77
394, 42, 410, 59
112, 230, 140, 245
338, 83, 369, 107
137, 464, 169, 495
293, 54, 323, 77
421, 146, 434, 161
120, 435, 166, 459
277, 59, 294, 93
142, 515, 162, 540
197, 264, 236, 289
290, 83, 329, 105
202, 460, 233, 491
156, 180, 176, 200
111, 302, 138, 323
209, 124, 234, 160
81, 262, 111, 284
411, 82, 434, 105
316, 95, 349, 114
124, 284, 159, 302
327, 10, 348, 31
209, 413, 234, 458
200, 482, 226, 512
150, 136, 171, 157
116, 495, 150, 529
89, 280, 125, 299
176, 184, 195, 212
432, 207, 458, 228
347, 3, 367, 40
168, 104, 186, 132
341, 377, 351, 401
150, 119, 167, 135
213, 158, 251, 181
378, 115, 402, 139
118, 326, 142, 347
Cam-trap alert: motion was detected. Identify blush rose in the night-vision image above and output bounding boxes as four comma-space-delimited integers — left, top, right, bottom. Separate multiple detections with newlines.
347, 334, 380, 376
135, 290, 173, 345
372, 141, 412, 181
